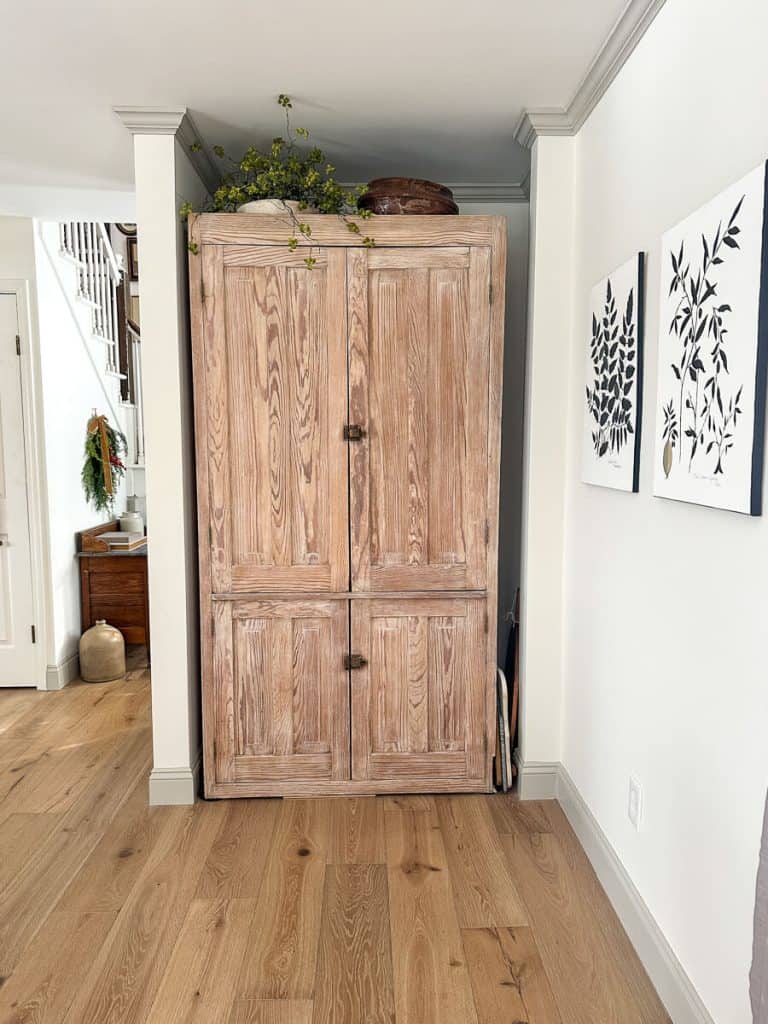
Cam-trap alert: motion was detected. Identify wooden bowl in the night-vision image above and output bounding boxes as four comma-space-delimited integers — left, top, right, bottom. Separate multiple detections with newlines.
359, 177, 459, 215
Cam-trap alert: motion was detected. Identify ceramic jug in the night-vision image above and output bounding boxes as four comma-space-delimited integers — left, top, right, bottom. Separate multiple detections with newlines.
79, 620, 125, 682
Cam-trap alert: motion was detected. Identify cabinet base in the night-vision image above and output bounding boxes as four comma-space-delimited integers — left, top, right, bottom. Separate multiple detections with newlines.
204, 774, 495, 799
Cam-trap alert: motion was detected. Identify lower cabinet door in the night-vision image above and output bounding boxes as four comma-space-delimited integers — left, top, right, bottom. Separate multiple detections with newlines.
350, 597, 489, 786
207, 599, 349, 792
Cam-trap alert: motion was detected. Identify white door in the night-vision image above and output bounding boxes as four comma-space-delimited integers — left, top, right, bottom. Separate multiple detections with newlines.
0, 294, 37, 686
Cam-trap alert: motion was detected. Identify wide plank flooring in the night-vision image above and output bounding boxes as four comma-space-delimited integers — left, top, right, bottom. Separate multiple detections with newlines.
0, 655, 670, 1023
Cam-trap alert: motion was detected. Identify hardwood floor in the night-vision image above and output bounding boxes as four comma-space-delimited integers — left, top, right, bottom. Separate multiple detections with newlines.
0, 655, 671, 1024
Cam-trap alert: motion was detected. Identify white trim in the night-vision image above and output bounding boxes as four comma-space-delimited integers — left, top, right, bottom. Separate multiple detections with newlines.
148, 750, 201, 806
45, 651, 79, 690
0, 279, 51, 691
341, 181, 530, 203
514, 0, 668, 147
514, 751, 559, 798
515, 756, 715, 1024
556, 766, 716, 1024
450, 182, 529, 203
113, 106, 218, 193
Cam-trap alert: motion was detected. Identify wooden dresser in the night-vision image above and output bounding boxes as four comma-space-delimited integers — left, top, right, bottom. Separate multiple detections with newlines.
77, 523, 150, 650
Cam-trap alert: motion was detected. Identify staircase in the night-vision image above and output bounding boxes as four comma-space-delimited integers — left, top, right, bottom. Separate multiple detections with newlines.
55, 222, 146, 503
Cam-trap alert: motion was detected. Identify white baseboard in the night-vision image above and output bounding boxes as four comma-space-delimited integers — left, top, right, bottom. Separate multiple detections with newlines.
513, 750, 559, 799
44, 652, 79, 690
515, 755, 714, 1024
555, 766, 715, 1024
148, 750, 201, 806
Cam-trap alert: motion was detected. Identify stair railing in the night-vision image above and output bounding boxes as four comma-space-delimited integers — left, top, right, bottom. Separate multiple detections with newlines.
58, 222, 122, 377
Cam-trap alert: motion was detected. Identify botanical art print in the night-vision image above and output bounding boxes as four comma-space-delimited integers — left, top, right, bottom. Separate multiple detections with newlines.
581, 254, 645, 492
653, 162, 768, 514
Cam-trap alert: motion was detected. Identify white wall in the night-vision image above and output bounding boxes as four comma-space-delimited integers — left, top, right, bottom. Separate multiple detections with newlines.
559, 2, 768, 1020
33, 222, 129, 669
461, 200, 529, 658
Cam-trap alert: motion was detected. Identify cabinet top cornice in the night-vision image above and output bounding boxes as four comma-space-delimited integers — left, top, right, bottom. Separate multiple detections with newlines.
190, 213, 506, 248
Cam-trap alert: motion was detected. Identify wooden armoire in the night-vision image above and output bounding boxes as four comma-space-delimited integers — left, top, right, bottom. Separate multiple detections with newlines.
189, 213, 506, 798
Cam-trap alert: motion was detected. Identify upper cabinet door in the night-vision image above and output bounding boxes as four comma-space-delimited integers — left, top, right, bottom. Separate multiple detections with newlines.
198, 246, 349, 594
348, 247, 491, 592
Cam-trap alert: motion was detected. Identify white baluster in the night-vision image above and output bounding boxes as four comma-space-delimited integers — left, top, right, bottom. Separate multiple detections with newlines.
92, 233, 100, 335
76, 223, 84, 295
102, 246, 110, 349
88, 223, 96, 318
99, 242, 108, 345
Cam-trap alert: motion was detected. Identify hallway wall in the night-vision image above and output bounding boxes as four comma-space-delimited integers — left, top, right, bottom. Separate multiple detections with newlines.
559, 1, 768, 1020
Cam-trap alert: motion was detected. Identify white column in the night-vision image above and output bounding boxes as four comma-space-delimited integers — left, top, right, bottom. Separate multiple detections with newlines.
115, 107, 213, 804
518, 134, 577, 792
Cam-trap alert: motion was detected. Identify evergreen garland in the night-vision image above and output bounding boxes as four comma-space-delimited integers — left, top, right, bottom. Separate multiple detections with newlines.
82, 416, 127, 513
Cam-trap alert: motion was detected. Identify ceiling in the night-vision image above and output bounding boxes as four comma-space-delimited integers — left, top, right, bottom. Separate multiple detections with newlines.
0, 0, 629, 192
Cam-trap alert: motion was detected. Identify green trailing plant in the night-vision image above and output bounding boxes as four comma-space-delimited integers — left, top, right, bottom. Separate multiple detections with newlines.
181, 94, 374, 267
82, 415, 127, 513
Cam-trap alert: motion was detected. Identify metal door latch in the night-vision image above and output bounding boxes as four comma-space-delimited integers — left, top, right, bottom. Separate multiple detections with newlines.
344, 653, 368, 670
343, 424, 367, 442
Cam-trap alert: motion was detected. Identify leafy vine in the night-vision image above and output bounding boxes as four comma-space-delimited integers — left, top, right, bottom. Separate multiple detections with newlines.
181, 94, 374, 268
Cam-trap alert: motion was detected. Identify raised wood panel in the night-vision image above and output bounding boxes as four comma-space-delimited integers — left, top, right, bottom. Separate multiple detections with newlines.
208, 600, 349, 791
349, 247, 490, 592
200, 246, 348, 593
351, 598, 488, 784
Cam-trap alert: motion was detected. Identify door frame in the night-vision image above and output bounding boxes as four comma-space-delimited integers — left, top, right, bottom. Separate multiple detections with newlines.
0, 280, 50, 689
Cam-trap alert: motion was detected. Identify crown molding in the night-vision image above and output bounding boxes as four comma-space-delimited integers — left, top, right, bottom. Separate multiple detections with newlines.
447, 182, 529, 203
341, 181, 529, 203
113, 106, 219, 192
513, 0, 668, 148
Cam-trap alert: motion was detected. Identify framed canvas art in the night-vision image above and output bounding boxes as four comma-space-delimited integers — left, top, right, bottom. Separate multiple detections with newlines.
652, 162, 768, 515
582, 253, 645, 492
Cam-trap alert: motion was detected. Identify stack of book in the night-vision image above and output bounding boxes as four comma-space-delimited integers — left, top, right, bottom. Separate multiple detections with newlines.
97, 531, 145, 552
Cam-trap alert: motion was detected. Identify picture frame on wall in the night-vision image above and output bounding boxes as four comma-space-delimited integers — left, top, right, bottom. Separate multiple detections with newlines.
652, 161, 768, 515
581, 253, 645, 492
127, 236, 139, 281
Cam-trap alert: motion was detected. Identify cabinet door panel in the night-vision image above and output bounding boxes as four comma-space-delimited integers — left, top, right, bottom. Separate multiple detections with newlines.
201, 246, 348, 593
350, 598, 488, 783
348, 247, 490, 591
209, 599, 349, 786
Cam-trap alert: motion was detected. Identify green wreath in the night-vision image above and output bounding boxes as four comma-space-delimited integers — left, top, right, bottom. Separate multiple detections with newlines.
82, 413, 127, 514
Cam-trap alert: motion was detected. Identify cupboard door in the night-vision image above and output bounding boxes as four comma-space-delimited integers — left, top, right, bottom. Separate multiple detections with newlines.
348, 247, 491, 591
350, 598, 488, 783
200, 246, 348, 593
208, 599, 349, 788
